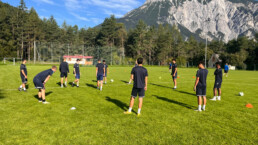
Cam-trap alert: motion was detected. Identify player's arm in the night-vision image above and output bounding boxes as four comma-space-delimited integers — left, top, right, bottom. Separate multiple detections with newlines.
131, 74, 134, 80
145, 76, 148, 91
194, 77, 199, 91
174, 68, 177, 76
74, 68, 76, 76
21, 70, 27, 78
43, 75, 51, 84
104, 67, 106, 76
96, 67, 98, 77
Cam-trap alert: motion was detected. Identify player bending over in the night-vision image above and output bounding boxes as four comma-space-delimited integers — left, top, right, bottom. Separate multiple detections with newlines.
103, 60, 109, 84
72, 59, 80, 87
210, 62, 223, 101
96, 59, 105, 91
224, 63, 229, 77
171, 59, 178, 89
194, 61, 208, 112
33, 66, 57, 104
124, 58, 148, 117
59, 58, 70, 88
18, 58, 28, 92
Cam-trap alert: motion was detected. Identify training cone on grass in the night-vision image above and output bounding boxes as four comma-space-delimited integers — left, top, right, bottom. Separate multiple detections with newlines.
246, 104, 253, 108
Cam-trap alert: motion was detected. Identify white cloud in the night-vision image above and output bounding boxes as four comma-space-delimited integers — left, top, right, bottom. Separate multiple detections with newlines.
70, 12, 89, 21
34, 0, 55, 5
65, 0, 82, 10
103, 10, 124, 18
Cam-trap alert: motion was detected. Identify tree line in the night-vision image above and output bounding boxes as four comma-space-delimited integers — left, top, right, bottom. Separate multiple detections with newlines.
0, 1, 257, 69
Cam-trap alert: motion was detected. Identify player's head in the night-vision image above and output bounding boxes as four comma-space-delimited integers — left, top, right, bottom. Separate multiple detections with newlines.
76, 59, 80, 63
22, 58, 27, 64
198, 61, 205, 69
52, 65, 57, 72
103, 60, 106, 64
226, 63, 228, 65
137, 58, 143, 65
63, 58, 66, 62
172, 59, 176, 64
216, 62, 221, 68
98, 59, 101, 63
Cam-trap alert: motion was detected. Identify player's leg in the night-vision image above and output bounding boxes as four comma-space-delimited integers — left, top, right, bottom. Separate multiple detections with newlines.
41, 89, 49, 104
38, 89, 42, 102
174, 79, 177, 89
196, 96, 202, 111
202, 96, 206, 111
65, 77, 68, 86
210, 87, 217, 101
77, 79, 80, 87
217, 88, 222, 100
61, 77, 64, 87
124, 97, 135, 114
100, 80, 103, 91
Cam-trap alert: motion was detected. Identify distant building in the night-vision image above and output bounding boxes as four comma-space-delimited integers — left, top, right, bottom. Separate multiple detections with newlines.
63, 55, 93, 65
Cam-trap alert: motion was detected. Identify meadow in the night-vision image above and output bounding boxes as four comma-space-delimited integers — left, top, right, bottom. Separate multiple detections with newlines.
0, 64, 257, 144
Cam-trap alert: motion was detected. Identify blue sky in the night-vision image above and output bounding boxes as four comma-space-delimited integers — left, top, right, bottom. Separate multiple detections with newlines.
3, 0, 145, 28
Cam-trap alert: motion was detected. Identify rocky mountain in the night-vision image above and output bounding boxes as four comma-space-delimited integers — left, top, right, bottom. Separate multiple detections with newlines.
117, 0, 258, 42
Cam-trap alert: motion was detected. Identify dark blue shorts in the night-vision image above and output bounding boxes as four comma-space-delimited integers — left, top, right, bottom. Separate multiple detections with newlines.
60, 72, 68, 78
75, 74, 80, 79
131, 87, 145, 98
224, 70, 228, 73
104, 72, 107, 77
33, 78, 44, 90
97, 74, 103, 81
196, 87, 206, 96
21, 76, 27, 83
172, 72, 177, 80
214, 81, 222, 89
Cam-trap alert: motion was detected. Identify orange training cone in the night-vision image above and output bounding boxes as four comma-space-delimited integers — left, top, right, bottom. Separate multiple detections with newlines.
246, 104, 253, 108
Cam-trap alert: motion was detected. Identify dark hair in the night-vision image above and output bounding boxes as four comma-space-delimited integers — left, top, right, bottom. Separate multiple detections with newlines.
198, 61, 205, 66
215, 62, 221, 66
77, 59, 80, 61
103, 60, 106, 62
22, 58, 26, 62
172, 59, 176, 61
52, 65, 57, 70
98, 59, 101, 62
137, 58, 143, 64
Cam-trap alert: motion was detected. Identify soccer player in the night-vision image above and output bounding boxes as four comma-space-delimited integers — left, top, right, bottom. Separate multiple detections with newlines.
96, 59, 105, 91
18, 58, 28, 92
171, 59, 178, 89
194, 61, 208, 111
59, 58, 70, 88
124, 58, 148, 117
210, 62, 223, 101
33, 66, 57, 104
103, 60, 109, 84
72, 59, 80, 87
224, 63, 229, 77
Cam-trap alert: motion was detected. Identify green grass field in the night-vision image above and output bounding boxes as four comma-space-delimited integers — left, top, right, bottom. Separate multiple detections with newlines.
0, 65, 257, 144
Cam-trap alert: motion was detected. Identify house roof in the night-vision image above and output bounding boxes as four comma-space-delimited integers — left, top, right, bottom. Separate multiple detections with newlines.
63, 55, 93, 59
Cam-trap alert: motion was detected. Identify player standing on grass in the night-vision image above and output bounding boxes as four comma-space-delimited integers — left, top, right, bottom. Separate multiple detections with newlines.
18, 58, 28, 92
210, 62, 223, 101
124, 58, 148, 117
171, 59, 178, 89
103, 60, 108, 84
194, 61, 208, 112
224, 63, 229, 77
59, 58, 69, 88
96, 59, 105, 91
72, 59, 80, 87
33, 66, 57, 104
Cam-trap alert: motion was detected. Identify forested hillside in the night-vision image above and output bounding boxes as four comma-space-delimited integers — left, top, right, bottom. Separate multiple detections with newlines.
0, 1, 257, 69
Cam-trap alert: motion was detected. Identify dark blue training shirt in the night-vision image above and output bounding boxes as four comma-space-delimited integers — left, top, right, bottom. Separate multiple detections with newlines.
104, 64, 108, 71
74, 63, 80, 74
196, 69, 208, 88
172, 63, 177, 74
96, 63, 105, 75
131, 66, 148, 88
214, 68, 223, 82
60, 62, 69, 73
34, 69, 53, 83
20, 64, 27, 77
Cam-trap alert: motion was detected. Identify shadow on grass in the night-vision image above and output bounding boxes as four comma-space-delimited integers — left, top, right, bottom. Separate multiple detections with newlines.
174, 90, 196, 97
92, 80, 97, 82
150, 83, 172, 89
0, 89, 5, 99
33, 91, 53, 100
25, 84, 29, 89
105, 96, 137, 113
120, 80, 129, 84
86, 83, 97, 89
68, 82, 74, 87
153, 95, 194, 109
56, 82, 61, 86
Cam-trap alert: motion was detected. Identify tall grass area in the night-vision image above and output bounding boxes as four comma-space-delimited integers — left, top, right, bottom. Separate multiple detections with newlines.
0, 65, 257, 144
